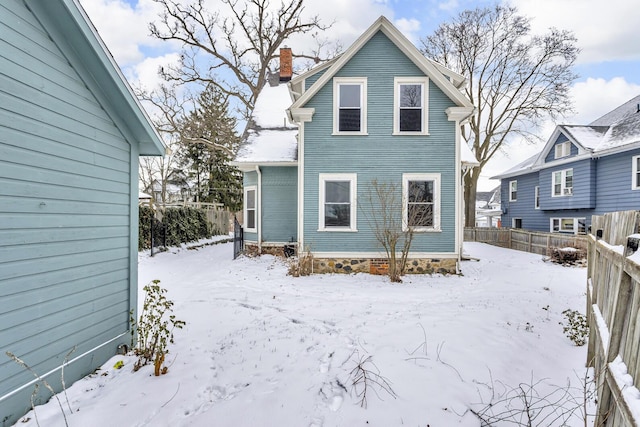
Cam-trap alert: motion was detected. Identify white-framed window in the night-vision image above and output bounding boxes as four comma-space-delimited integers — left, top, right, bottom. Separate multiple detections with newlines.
402, 173, 441, 232
509, 180, 517, 201
534, 186, 540, 209
319, 173, 357, 231
552, 168, 573, 197
554, 141, 571, 159
551, 218, 586, 234
333, 77, 367, 134
632, 155, 640, 190
393, 77, 428, 134
244, 185, 257, 232
512, 218, 522, 229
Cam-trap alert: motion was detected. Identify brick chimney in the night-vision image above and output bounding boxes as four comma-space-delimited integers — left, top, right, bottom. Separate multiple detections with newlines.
279, 47, 292, 82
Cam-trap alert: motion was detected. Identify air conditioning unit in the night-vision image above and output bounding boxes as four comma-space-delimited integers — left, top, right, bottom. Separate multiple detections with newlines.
564, 187, 573, 195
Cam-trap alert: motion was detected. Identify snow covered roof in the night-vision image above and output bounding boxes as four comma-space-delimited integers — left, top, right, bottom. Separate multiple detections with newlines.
493, 95, 640, 179
233, 81, 298, 169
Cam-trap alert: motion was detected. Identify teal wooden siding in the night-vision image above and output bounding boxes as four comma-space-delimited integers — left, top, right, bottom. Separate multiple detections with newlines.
0, 1, 134, 422
302, 31, 458, 254
261, 167, 298, 243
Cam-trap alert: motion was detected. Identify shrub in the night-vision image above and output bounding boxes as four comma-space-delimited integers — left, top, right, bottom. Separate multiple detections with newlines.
130, 280, 186, 375
561, 309, 589, 346
139, 206, 213, 250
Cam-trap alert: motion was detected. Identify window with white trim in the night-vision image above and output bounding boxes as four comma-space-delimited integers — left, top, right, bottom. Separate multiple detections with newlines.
509, 180, 517, 201
402, 173, 441, 232
633, 155, 640, 190
551, 218, 586, 234
333, 78, 367, 134
552, 168, 573, 196
244, 186, 257, 232
534, 186, 540, 209
394, 77, 428, 134
319, 174, 357, 231
512, 218, 522, 229
554, 141, 571, 159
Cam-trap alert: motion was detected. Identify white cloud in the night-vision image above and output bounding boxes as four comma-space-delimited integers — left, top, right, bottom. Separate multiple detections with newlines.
79, 0, 166, 66
508, 0, 640, 64
394, 18, 421, 44
126, 53, 182, 91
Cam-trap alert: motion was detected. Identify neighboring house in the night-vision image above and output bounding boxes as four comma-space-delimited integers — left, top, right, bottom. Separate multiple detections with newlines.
475, 186, 501, 227
493, 95, 640, 234
232, 16, 477, 274
0, 0, 165, 423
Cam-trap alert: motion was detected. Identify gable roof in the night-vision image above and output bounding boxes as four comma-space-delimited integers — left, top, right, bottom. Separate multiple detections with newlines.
493, 95, 640, 179
29, 0, 165, 156
288, 15, 473, 118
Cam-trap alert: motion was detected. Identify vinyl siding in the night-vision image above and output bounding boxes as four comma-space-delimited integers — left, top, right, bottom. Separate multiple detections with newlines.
594, 149, 640, 212
544, 134, 578, 163
0, 0, 133, 420
539, 159, 595, 210
302, 31, 458, 254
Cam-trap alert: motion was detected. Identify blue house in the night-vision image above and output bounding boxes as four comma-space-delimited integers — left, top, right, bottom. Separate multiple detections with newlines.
0, 0, 165, 423
493, 95, 640, 234
233, 16, 477, 274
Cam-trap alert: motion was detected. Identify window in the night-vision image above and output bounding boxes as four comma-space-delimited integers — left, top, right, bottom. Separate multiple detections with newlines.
509, 180, 517, 201
554, 141, 571, 159
512, 218, 522, 229
333, 78, 367, 134
402, 173, 441, 231
552, 169, 573, 196
394, 77, 428, 134
319, 174, 357, 231
633, 155, 640, 189
551, 218, 586, 234
244, 186, 257, 232
534, 186, 540, 209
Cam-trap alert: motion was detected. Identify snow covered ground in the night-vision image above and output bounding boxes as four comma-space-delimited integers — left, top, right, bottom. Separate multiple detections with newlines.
15, 241, 591, 426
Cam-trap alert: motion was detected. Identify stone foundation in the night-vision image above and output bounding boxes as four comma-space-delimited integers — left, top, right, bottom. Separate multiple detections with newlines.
244, 243, 297, 258
313, 257, 458, 275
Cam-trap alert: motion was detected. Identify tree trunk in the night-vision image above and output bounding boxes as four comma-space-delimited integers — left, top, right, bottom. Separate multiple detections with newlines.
464, 170, 479, 227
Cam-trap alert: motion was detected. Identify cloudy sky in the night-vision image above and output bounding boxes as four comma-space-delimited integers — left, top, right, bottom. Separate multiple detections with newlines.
78, 0, 640, 190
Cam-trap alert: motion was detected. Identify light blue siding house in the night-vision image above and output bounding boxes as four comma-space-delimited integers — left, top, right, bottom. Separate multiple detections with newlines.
233, 16, 477, 274
493, 95, 640, 234
0, 0, 165, 423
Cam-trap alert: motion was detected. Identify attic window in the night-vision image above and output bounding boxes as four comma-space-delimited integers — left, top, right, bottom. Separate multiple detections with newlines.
394, 77, 429, 134
554, 141, 571, 159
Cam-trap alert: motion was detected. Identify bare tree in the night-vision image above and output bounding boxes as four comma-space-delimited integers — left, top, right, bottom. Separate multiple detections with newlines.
364, 180, 420, 283
420, 5, 579, 226
149, 0, 333, 118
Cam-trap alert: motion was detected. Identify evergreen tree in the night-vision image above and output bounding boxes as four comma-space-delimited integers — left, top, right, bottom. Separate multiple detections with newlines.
176, 85, 242, 211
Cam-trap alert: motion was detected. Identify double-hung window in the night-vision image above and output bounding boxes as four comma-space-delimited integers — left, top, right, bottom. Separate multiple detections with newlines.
333, 78, 367, 134
633, 155, 640, 189
244, 186, 257, 232
403, 173, 440, 231
319, 174, 357, 231
554, 141, 571, 159
394, 77, 428, 134
552, 168, 573, 196
509, 180, 517, 201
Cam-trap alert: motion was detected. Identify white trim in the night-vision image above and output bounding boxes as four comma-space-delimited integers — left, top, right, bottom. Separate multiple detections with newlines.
512, 218, 522, 228
554, 141, 571, 159
632, 155, 640, 190
297, 123, 305, 250
332, 77, 367, 135
402, 173, 441, 232
393, 77, 429, 135
550, 217, 586, 234
243, 185, 257, 233
534, 186, 540, 209
318, 173, 358, 231
509, 180, 517, 202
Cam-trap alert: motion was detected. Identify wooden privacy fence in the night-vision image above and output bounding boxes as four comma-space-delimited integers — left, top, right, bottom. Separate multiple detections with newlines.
464, 227, 587, 255
587, 210, 640, 426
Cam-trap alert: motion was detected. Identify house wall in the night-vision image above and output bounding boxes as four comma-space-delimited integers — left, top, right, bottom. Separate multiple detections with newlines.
543, 134, 578, 163
260, 166, 298, 243
594, 149, 640, 213
0, 1, 135, 422
539, 158, 596, 210
301, 30, 458, 255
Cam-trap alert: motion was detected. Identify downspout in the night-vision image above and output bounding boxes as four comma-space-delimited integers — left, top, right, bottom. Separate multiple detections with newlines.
255, 165, 262, 253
